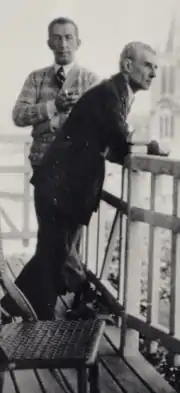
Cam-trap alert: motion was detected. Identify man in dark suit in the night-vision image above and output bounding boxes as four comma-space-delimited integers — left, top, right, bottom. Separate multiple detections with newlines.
1, 41, 167, 321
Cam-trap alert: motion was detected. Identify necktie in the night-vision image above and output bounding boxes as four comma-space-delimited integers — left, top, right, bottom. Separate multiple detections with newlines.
55, 66, 65, 89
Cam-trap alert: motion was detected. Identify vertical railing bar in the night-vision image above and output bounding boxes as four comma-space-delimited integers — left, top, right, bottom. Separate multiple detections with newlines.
147, 174, 156, 324
117, 166, 125, 301
99, 209, 119, 279
83, 203, 107, 277
0, 213, 5, 331
169, 176, 178, 336
120, 156, 132, 355
95, 205, 101, 276
0, 216, 5, 276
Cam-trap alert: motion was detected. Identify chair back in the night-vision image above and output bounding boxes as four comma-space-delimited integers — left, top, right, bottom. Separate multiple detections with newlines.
1, 273, 38, 322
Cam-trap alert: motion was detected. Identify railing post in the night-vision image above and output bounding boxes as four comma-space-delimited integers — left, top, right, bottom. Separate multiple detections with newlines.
120, 156, 144, 356
147, 174, 162, 354
170, 177, 180, 366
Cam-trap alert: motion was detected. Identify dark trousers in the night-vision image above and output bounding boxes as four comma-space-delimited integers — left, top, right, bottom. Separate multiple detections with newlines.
1, 187, 80, 320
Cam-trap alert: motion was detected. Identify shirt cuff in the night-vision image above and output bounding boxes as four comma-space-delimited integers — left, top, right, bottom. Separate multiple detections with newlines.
46, 100, 57, 119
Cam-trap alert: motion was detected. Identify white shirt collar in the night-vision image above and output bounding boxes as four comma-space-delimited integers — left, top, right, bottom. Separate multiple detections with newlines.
54, 62, 75, 77
127, 83, 134, 111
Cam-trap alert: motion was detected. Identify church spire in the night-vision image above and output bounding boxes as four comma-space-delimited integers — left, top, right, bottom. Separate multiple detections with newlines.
166, 3, 180, 54
166, 17, 175, 52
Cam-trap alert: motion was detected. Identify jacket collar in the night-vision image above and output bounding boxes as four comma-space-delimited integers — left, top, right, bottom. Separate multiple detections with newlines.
109, 72, 129, 115
110, 72, 128, 99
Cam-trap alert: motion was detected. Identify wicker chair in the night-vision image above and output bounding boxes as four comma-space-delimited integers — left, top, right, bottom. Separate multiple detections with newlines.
0, 272, 105, 393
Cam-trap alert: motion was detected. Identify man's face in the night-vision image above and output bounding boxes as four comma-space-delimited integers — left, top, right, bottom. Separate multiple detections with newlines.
129, 48, 158, 90
48, 23, 80, 65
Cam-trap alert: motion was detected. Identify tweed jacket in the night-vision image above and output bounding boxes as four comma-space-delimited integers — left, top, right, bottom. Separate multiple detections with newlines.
12, 63, 99, 165
32, 73, 130, 225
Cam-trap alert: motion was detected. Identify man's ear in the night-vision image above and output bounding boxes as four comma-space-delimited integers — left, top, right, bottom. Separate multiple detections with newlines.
47, 39, 54, 50
77, 38, 81, 49
123, 58, 133, 73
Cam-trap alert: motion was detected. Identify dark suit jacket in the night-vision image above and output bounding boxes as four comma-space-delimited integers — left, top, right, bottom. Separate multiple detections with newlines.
31, 73, 130, 225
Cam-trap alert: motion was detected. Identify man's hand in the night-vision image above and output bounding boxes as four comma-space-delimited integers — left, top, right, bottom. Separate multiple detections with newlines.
147, 140, 170, 156
55, 89, 79, 113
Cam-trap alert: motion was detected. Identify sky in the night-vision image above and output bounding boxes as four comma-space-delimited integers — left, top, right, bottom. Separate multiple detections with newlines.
0, 0, 178, 132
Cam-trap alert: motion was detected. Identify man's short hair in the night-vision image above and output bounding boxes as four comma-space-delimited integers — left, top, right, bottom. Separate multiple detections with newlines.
120, 41, 156, 71
48, 17, 79, 38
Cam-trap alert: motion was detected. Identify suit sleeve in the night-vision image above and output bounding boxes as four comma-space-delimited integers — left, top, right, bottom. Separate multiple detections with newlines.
103, 86, 130, 165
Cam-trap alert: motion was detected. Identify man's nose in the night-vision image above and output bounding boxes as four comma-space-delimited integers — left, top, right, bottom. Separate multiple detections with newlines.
58, 37, 67, 48
150, 67, 156, 78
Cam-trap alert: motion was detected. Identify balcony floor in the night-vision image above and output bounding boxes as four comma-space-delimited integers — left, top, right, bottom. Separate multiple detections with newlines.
1, 257, 176, 393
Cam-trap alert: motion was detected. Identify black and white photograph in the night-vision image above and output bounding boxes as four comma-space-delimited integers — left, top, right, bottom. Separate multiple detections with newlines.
0, 0, 179, 391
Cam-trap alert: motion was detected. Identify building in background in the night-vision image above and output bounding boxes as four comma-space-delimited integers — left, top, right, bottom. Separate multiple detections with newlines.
149, 10, 180, 158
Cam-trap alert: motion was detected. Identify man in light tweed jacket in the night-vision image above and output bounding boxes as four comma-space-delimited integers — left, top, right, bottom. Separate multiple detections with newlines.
13, 17, 99, 166
1, 17, 99, 321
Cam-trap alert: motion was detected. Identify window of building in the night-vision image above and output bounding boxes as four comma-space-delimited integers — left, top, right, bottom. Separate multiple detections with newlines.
159, 114, 174, 139
169, 66, 175, 94
165, 115, 169, 137
170, 114, 174, 138
160, 66, 175, 95
160, 116, 164, 138
161, 67, 167, 95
